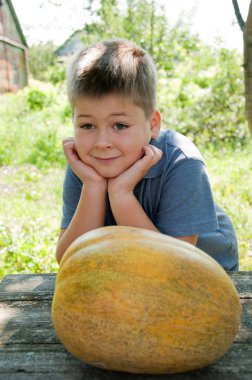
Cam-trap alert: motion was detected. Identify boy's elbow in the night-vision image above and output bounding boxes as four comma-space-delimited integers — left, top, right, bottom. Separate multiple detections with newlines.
176, 235, 198, 246
56, 229, 67, 265
55, 244, 63, 265
56, 239, 68, 265
55, 252, 61, 265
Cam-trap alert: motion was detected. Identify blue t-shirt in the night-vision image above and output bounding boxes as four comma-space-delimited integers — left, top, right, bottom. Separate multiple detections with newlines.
60, 129, 239, 271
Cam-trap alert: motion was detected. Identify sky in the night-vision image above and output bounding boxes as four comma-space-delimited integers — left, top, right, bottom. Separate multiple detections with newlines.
11, 0, 251, 52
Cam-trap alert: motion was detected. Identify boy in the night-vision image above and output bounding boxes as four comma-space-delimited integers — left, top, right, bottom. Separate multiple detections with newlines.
56, 39, 238, 271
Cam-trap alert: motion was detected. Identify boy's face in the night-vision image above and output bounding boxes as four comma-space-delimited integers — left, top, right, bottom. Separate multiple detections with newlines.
73, 94, 161, 178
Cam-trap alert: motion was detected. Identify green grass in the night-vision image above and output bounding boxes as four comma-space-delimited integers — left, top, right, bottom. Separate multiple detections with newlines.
0, 82, 251, 280
0, 165, 63, 278
0, 144, 251, 280
204, 144, 252, 270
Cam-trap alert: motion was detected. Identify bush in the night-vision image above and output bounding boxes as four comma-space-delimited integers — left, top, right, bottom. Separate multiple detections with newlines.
28, 42, 57, 81
48, 63, 67, 84
0, 83, 72, 168
27, 130, 66, 168
26, 88, 54, 110
157, 46, 248, 148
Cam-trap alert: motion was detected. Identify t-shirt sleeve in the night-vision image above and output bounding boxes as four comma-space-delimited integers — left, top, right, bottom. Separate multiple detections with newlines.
155, 158, 219, 237
60, 165, 82, 229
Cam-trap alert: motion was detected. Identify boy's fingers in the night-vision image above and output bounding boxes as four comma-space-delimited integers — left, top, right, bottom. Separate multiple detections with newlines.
142, 145, 163, 166
149, 146, 163, 164
63, 141, 75, 151
62, 138, 81, 165
62, 143, 76, 158
62, 137, 75, 148
62, 138, 77, 154
148, 144, 163, 157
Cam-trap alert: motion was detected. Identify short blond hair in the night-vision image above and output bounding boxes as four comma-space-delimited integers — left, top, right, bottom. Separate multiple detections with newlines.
67, 39, 157, 118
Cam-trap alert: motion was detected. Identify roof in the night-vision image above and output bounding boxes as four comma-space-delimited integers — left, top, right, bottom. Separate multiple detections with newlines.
5, 0, 28, 47
55, 29, 85, 56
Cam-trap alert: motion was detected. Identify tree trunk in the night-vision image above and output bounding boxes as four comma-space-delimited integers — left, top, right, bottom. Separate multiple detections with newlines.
243, 1, 252, 135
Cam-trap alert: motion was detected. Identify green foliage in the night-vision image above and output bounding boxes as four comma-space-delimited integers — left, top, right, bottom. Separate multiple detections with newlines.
158, 46, 248, 147
61, 103, 72, 122
25, 1, 248, 147
27, 130, 66, 168
82, 0, 200, 71
78, 0, 248, 147
28, 42, 57, 81
48, 63, 67, 84
28, 42, 66, 85
0, 144, 251, 280
26, 87, 53, 110
0, 82, 72, 168
0, 4, 251, 277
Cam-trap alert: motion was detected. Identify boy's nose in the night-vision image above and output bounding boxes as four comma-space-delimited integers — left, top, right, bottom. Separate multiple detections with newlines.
94, 131, 113, 148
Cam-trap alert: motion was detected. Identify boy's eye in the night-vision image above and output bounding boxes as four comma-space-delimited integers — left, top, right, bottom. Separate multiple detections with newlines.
114, 123, 128, 131
80, 124, 94, 129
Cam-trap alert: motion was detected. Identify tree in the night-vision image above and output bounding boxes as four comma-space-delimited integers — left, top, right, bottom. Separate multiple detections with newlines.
28, 42, 56, 80
81, 0, 200, 72
77, 0, 247, 146
232, 0, 252, 135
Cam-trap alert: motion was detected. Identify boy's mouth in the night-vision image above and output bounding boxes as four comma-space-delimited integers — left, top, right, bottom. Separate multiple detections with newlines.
94, 156, 119, 164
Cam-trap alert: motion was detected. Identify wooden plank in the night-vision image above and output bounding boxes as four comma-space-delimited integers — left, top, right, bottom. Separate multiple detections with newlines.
0, 290, 251, 346
0, 36, 27, 51
229, 272, 252, 298
2, 373, 252, 380
1, 371, 252, 380
0, 272, 251, 379
2, 374, 252, 380
0, 299, 58, 345
0, 343, 251, 379
0, 274, 56, 301
0, 297, 251, 345
0, 272, 251, 300
235, 299, 252, 343
0, 274, 56, 291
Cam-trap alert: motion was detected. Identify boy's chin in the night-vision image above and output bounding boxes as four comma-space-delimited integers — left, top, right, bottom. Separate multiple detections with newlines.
98, 171, 122, 179
96, 167, 126, 179
95, 160, 138, 179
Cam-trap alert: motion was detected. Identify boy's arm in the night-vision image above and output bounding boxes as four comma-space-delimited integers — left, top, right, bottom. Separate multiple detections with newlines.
56, 183, 107, 264
108, 191, 159, 231
108, 144, 197, 245
176, 235, 198, 245
108, 145, 159, 231
56, 138, 107, 264
109, 190, 197, 245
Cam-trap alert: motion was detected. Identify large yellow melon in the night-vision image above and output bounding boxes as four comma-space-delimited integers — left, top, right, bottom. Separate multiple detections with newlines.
52, 226, 242, 374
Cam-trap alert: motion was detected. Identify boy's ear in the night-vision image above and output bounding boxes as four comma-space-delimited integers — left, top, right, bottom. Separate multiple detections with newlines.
150, 109, 161, 139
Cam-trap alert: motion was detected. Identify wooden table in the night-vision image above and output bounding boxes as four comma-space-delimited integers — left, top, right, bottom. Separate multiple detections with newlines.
0, 272, 251, 380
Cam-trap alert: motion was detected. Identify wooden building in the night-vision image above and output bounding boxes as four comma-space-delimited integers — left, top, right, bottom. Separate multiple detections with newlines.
0, 0, 28, 93
55, 30, 85, 63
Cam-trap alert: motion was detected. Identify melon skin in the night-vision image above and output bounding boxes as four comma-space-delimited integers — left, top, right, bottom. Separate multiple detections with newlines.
52, 226, 242, 374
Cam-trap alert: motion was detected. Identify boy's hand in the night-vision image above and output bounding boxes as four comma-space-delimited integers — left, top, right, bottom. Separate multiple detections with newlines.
62, 137, 107, 188
108, 144, 163, 195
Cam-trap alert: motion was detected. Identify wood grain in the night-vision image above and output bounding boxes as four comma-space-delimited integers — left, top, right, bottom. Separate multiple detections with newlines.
0, 272, 251, 379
